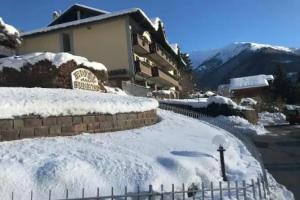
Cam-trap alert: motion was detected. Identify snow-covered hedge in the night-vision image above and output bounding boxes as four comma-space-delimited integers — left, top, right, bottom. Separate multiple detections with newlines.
0, 87, 158, 118
258, 112, 288, 126
0, 52, 107, 71
0, 17, 21, 55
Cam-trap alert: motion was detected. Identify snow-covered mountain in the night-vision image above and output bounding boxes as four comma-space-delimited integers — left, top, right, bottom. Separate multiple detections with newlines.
190, 42, 300, 89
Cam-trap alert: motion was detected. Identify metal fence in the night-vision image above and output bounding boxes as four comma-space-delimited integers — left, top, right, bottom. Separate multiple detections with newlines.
14, 178, 274, 200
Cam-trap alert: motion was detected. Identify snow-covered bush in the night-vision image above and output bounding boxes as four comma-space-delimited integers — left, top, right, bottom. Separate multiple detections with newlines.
0, 17, 21, 56
258, 112, 288, 126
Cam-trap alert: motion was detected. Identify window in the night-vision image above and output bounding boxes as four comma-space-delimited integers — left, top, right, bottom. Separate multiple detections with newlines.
61, 33, 71, 52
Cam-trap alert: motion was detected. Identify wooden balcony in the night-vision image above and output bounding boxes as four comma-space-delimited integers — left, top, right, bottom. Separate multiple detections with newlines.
148, 43, 177, 70
132, 34, 150, 55
150, 66, 180, 88
134, 60, 152, 78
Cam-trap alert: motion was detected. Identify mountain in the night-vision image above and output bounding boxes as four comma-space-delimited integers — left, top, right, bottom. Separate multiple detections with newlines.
191, 42, 300, 89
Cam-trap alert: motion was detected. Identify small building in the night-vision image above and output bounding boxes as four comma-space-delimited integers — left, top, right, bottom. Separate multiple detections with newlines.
229, 74, 274, 99
17, 4, 185, 96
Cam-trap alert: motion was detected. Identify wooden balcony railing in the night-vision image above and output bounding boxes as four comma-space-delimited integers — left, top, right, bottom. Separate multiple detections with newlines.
132, 34, 150, 55
134, 60, 152, 78
149, 43, 177, 70
150, 66, 180, 88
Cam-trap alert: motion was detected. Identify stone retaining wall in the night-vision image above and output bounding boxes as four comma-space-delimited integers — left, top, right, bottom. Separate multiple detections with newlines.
0, 110, 158, 142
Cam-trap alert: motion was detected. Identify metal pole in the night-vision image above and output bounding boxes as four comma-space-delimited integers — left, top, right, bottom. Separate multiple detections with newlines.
217, 145, 227, 181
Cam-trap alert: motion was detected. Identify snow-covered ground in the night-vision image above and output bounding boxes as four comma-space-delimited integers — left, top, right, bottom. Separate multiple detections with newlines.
0, 110, 293, 199
258, 112, 288, 126
0, 87, 158, 118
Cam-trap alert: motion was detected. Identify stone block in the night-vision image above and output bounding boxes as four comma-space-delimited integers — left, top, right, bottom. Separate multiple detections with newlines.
13, 119, 24, 129
34, 127, 49, 137
87, 122, 100, 131
20, 128, 35, 138
95, 115, 106, 122
23, 118, 42, 127
0, 120, 13, 129
82, 116, 96, 123
56, 116, 72, 126
49, 126, 61, 136
73, 124, 87, 133
1, 129, 19, 141
72, 116, 82, 124
43, 117, 57, 126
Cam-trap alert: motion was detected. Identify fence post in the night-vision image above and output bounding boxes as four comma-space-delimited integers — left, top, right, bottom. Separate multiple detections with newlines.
161, 184, 164, 200
257, 178, 262, 200
49, 190, 51, 200
97, 187, 100, 200
210, 182, 214, 200
11, 191, 13, 200
125, 186, 128, 200
82, 188, 85, 198
192, 183, 195, 200
66, 189, 68, 200
252, 179, 256, 200
201, 182, 205, 200
243, 181, 246, 200
182, 183, 185, 200
137, 185, 140, 200
227, 181, 231, 199
111, 187, 114, 200
235, 181, 239, 200
149, 184, 153, 200
219, 181, 223, 200
172, 184, 175, 200
30, 190, 33, 200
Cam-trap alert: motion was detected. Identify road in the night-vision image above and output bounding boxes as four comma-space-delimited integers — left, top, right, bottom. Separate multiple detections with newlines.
251, 125, 300, 199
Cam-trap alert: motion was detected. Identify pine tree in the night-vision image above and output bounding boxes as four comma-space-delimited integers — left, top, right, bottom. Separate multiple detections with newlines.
271, 65, 290, 101
178, 52, 195, 97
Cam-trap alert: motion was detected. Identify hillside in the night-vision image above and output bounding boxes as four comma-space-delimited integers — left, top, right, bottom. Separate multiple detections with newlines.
190, 42, 300, 89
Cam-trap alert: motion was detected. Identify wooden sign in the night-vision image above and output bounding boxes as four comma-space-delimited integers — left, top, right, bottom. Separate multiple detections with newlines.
71, 68, 100, 91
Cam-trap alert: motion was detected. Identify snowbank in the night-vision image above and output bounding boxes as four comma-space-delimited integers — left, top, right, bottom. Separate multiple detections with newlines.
160, 96, 244, 109
104, 86, 127, 95
0, 110, 292, 199
0, 87, 158, 118
216, 115, 267, 135
230, 74, 274, 90
0, 52, 107, 72
258, 112, 288, 126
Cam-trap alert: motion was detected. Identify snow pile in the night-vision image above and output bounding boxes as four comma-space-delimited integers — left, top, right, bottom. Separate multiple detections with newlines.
0, 110, 292, 199
216, 115, 267, 135
104, 86, 127, 95
285, 104, 300, 111
0, 87, 158, 118
230, 74, 274, 90
240, 98, 257, 108
0, 52, 107, 71
258, 112, 288, 126
0, 17, 19, 37
161, 96, 244, 109
160, 98, 209, 108
207, 95, 238, 108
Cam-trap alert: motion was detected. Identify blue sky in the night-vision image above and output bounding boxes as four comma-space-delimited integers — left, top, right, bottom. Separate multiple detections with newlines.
1, 0, 300, 52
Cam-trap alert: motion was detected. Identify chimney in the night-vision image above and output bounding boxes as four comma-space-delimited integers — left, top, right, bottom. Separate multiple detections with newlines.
52, 11, 61, 20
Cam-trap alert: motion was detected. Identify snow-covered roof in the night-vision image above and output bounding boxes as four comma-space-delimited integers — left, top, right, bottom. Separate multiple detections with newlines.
170, 43, 179, 55
21, 8, 141, 37
150, 17, 162, 30
229, 74, 274, 91
0, 52, 107, 71
48, 4, 109, 26
0, 17, 20, 37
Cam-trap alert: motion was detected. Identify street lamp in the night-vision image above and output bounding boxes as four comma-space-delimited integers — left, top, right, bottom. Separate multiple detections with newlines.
217, 145, 227, 181
212, 135, 229, 182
